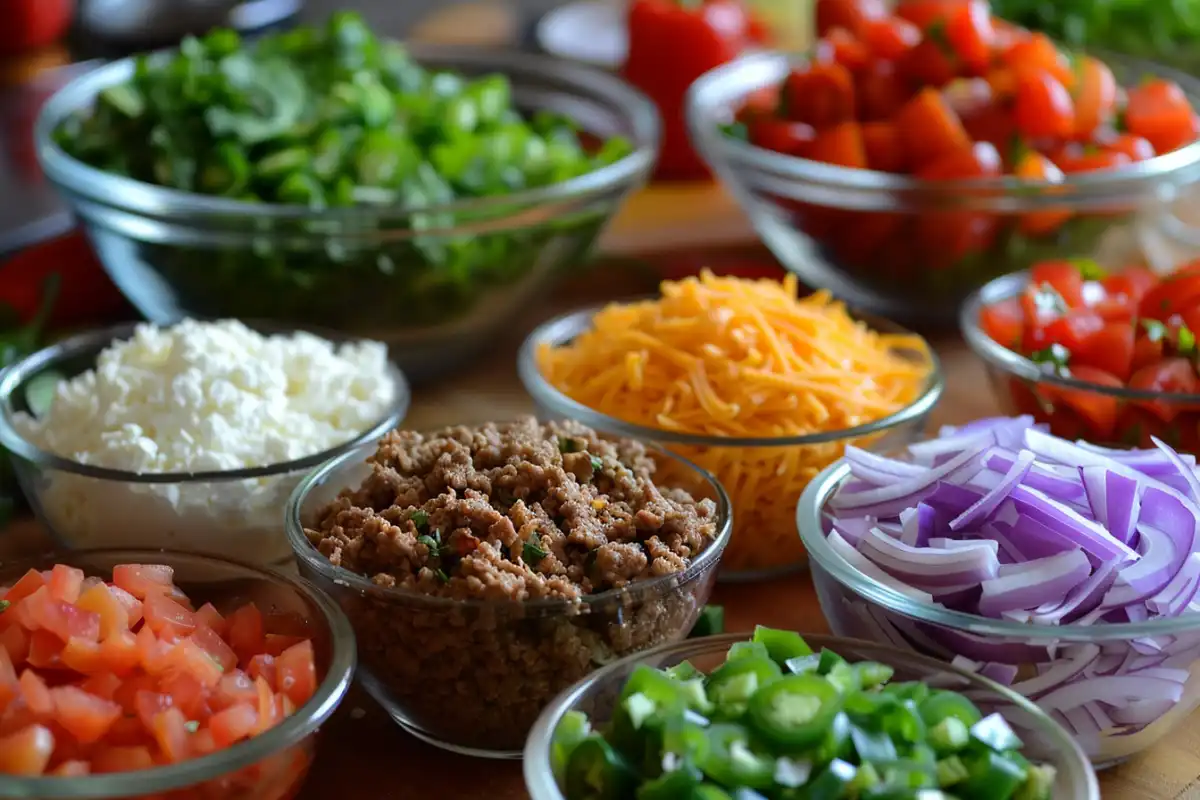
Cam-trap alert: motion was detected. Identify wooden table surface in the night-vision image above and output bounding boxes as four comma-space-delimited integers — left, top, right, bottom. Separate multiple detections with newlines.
0, 3, 1197, 798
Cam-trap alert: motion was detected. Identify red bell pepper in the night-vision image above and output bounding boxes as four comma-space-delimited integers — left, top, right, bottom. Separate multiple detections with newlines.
622, 0, 755, 182
0, 231, 130, 330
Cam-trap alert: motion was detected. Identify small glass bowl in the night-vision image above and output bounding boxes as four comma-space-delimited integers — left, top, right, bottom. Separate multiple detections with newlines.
685, 50, 1200, 326
0, 323, 410, 566
517, 306, 943, 580
0, 549, 355, 799
799, 461, 1200, 767
962, 270, 1200, 449
523, 633, 1100, 800
284, 437, 732, 759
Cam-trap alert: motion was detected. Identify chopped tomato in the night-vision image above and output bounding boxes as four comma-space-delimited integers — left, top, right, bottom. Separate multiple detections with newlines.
25, 632, 62, 670
808, 122, 868, 168
1074, 323, 1135, 381
247, 654, 277, 689
1129, 359, 1199, 422
894, 87, 972, 167
747, 118, 816, 157
944, 0, 994, 74
191, 626, 238, 674
1000, 32, 1073, 88
18, 670, 51, 715
917, 140, 1001, 179
815, 27, 871, 71
275, 641, 317, 708
783, 63, 856, 128
1044, 365, 1121, 441
0, 627, 28, 667
1023, 307, 1106, 353
99, 630, 140, 677
1072, 56, 1117, 138
1125, 79, 1200, 156
1097, 132, 1155, 162
860, 17, 920, 60
0, 724, 54, 775
209, 704, 259, 748
50, 686, 121, 745
1014, 69, 1075, 140
142, 593, 196, 641
4, 571, 46, 606
76, 584, 130, 641
1131, 333, 1166, 373
150, 707, 191, 763
1050, 142, 1131, 174
1028, 260, 1086, 308
816, 0, 887, 37
899, 36, 958, 88
214, 672, 258, 711
47, 566, 84, 605
60, 638, 105, 675
111, 565, 176, 603
1013, 151, 1070, 235
1140, 274, 1200, 320
856, 60, 911, 121
226, 604, 265, 662
861, 121, 906, 172
91, 745, 154, 774
894, 0, 959, 30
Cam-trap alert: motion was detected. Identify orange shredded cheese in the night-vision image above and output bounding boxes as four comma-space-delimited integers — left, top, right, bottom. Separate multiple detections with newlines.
536, 270, 933, 574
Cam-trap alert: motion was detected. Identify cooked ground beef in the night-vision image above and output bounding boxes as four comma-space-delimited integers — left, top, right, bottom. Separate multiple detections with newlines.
299, 417, 725, 752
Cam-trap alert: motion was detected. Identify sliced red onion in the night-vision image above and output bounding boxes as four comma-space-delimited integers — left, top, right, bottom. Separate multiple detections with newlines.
1153, 436, 1200, 505
827, 530, 933, 603
1010, 644, 1100, 698
858, 527, 999, 587
1080, 466, 1140, 545
1102, 525, 1180, 609
907, 432, 992, 467
1009, 484, 1139, 563
1079, 439, 1196, 475
978, 549, 1091, 617
1029, 561, 1117, 625
1148, 552, 1200, 616
1108, 698, 1179, 726
1037, 674, 1185, 713
844, 446, 924, 478
987, 448, 1085, 500
832, 516, 875, 547
900, 504, 935, 547
829, 444, 986, 517
950, 449, 1035, 531
930, 537, 1000, 557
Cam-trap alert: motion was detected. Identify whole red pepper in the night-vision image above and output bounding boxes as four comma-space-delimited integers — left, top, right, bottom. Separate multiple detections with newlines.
0, 231, 130, 330
622, 0, 755, 182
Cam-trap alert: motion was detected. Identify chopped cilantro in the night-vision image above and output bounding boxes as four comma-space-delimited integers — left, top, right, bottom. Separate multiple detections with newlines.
417, 534, 439, 551
1008, 134, 1031, 167
184, 720, 200, 733
1113, 107, 1127, 132
590, 455, 604, 473
926, 20, 955, 59
558, 436, 582, 454
410, 509, 429, 530
0, 600, 9, 614
435, 569, 450, 583
1029, 343, 1072, 376
1181, 325, 1198, 356
1069, 258, 1106, 281
1143, 319, 1167, 342
523, 537, 548, 565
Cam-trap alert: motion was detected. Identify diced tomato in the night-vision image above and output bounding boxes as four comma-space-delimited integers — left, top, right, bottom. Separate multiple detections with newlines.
47, 566, 84, 605
1102, 267, 1158, 306
92, 744, 154, 774
944, 0, 994, 74
783, 63, 856, 128
1072, 56, 1117, 138
23, 588, 101, 643
747, 118, 816, 157
60, 638, 106, 675
1074, 323, 1136, 381
1097, 132, 1155, 162
1125, 79, 1200, 155
1131, 333, 1166, 373
1129, 359, 1200, 422
275, 642, 317, 708
143, 592, 197, 642
209, 704, 259, 748
134, 690, 174, 732
214, 670, 259, 712
816, 0, 887, 37
899, 36, 958, 89
191, 626, 238, 674
190, 728, 217, 757
158, 671, 208, 722
1024, 308, 1106, 353
248, 651, 277, 687
50, 685, 121, 745
76, 585, 130, 641
1140, 274, 1200, 320
99, 630, 140, 677
106, 586, 143, 628
165, 639, 224, 689
1014, 69, 1075, 140
917, 141, 1001, 179
18, 670, 51, 715
808, 121, 868, 168
80, 672, 122, 703
815, 27, 871, 71
135, 626, 169, 675
894, 87, 971, 168
1000, 32, 1073, 88
50, 759, 90, 777
0, 652, 15, 710
1029, 261, 1087, 308
111, 565, 177, 603
894, 0, 958, 31
1050, 143, 1131, 174
857, 59, 910, 121
226, 604, 266, 662
1044, 365, 1122, 441
861, 121, 906, 172
1013, 152, 1070, 235
0, 627, 27, 668
26, 632, 63, 670
860, 16, 920, 60
263, 635, 309, 658
0, 724, 54, 775
4, 571, 46, 606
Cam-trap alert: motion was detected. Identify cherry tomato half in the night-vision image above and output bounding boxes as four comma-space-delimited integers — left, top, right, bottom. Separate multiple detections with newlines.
784, 63, 856, 128
894, 87, 972, 167
1129, 358, 1200, 422
1073, 323, 1135, 381
1014, 69, 1075, 140
1125, 79, 1200, 155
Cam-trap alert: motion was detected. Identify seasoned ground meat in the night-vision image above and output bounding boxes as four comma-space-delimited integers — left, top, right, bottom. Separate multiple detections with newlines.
298, 417, 727, 752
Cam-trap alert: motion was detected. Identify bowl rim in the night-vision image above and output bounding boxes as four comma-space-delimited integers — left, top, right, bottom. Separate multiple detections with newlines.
799, 457, 1200, 638
522, 631, 1101, 800
0, 321, 412, 483
284, 427, 733, 612
0, 548, 356, 797
517, 302, 944, 447
34, 44, 660, 223
686, 49, 1200, 201
962, 269, 1200, 403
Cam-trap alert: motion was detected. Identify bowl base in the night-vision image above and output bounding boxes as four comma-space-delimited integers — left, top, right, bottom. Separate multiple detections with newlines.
718, 560, 808, 584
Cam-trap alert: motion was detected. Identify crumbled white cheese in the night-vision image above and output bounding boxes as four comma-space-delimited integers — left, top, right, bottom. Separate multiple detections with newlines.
16, 319, 399, 564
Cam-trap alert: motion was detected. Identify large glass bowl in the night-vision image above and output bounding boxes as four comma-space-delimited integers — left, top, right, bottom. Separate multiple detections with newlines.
686, 51, 1200, 325
0, 323, 410, 566
284, 436, 732, 760
518, 306, 943, 581
799, 460, 1200, 767
33, 45, 659, 383
0, 549, 355, 799
962, 270, 1200, 448
523, 633, 1100, 800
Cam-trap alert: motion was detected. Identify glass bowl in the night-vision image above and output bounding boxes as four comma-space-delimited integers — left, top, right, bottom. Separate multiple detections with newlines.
33, 45, 659, 384
0, 323, 410, 566
0, 548, 355, 799
517, 306, 943, 581
283, 436, 732, 760
962, 270, 1200, 448
685, 51, 1200, 326
523, 632, 1100, 800
799, 461, 1200, 767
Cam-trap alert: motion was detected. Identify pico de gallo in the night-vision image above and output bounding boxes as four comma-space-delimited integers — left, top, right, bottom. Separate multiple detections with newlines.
978, 258, 1200, 448
0, 562, 318, 793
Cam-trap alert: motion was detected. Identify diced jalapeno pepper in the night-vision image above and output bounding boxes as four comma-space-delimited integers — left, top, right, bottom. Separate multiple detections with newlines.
636, 764, 702, 800
552, 710, 592, 782
746, 674, 843, 750
1014, 763, 1056, 800
811, 711, 853, 764
929, 716, 970, 755
707, 656, 782, 718
958, 750, 1029, 800
881, 681, 931, 705
565, 735, 639, 800
969, 713, 1023, 753
816, 649, 846, 675
792, 758, 857, 800
937, 755, 970, 787
751, 626, 813, 666
665, 661, 702, 682
699, 723, 777, 790
690, 605, 725, 638
694, 784, 733, 800
728, 641, 772, 663
785, 654, 821, 675
919, 690, 983, 729
855, 661, 895, 689
850, 723, 898, 763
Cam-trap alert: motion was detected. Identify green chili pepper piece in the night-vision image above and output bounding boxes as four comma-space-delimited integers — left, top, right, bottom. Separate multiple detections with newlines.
1013, 763, 1057, 800
929, 716, 970, 755
706, 656, 782, 718
751, 626, 813, 666
855, 661, 895, 690
969, 713, 1023, 753
698, 723, 776, 790
795, 759, 857, 800
850, 723, 898, 763
552, 711, 592, 784
810, 710, 853, 764
816, 649, 846, 675
690, 606, 724, 638
693, 785, 733, 800
664, 661, 702, 682
919, 690, 983, 729
936, 755, 970, 787
957, 750, 1029, 800
746, 674, 842, 751
621, 666, 690, 711
785, 654, 821, 675
564, 735, 638, 800
727, 641, 771, 663
881, 681, 931, 705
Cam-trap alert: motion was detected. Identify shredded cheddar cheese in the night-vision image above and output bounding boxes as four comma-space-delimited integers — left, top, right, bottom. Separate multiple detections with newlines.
536, 270, 933, 574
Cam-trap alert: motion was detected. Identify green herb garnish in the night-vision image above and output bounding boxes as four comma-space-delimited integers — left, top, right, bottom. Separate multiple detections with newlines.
417, 534, 439, 551
558, 437, 583, 454
1069, 258, 1106, 281
1029, 343, 1072, 376
435, 568, 450, 583
411, 509, 429, 530
1180, 325, 1197, 355
1143, 319, 1167, 342
1032, 283, 1067, 316
184, 720, 200, 733
0, 600, 10, 614
590, 455, 604, 473
523, 537, 548, 565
